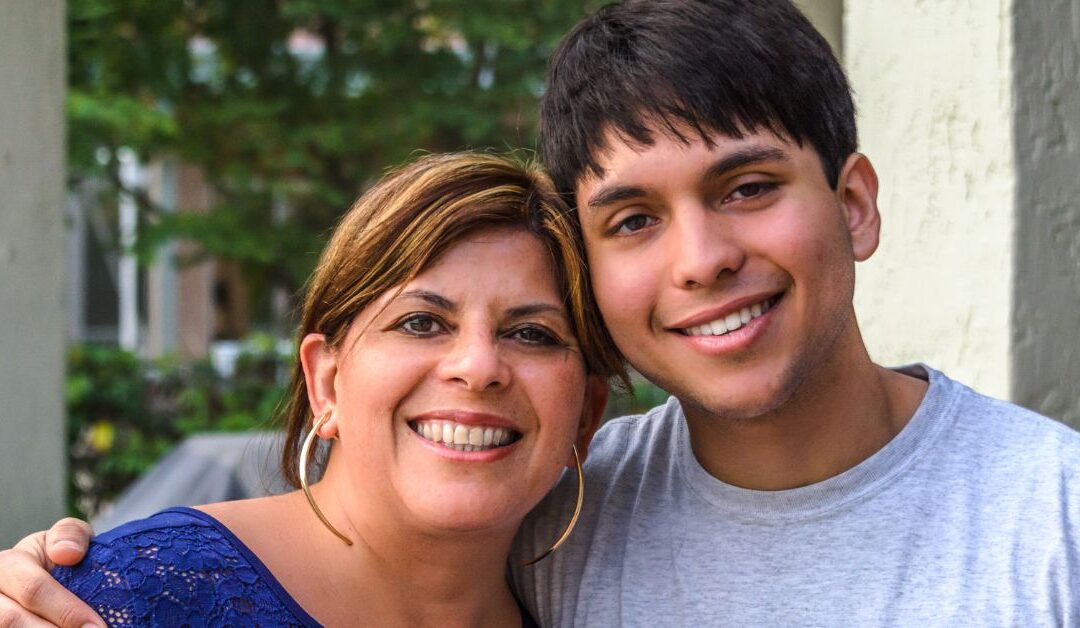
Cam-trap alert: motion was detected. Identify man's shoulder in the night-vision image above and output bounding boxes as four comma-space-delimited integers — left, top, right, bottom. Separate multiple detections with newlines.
584, 396, 684, 474
943, 371, 1080, 457
927, 368, 1080, 485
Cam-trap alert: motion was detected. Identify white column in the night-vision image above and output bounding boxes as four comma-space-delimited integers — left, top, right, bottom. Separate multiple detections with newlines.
147, 159, 179, 357
846, 0, 1080, 428
117, 149, 143, 352
0, 0, 67, 545
66, 190, 87, 342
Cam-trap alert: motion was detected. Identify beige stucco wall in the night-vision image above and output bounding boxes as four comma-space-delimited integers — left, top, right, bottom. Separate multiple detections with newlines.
846, 0, 1017, 399
795, 0, 843, 55
0, 0, 67, 545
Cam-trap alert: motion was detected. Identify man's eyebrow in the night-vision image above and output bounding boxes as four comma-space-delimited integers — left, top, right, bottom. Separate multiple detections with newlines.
703, 146, 790, 181
397, 289, 456, 311
587, 184, 649, 209
586, 146, 789, 210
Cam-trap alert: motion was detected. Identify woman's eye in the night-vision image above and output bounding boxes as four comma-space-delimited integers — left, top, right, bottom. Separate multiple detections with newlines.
727, 181, 776, 202
510, 326, 559, 346
398, 314, 444, 336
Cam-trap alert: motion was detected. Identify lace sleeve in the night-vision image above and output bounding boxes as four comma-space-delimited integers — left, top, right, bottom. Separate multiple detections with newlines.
53, 510, 315, 627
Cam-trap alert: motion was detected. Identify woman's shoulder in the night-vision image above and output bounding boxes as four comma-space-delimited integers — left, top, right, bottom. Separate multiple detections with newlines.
53, 507, 319, 627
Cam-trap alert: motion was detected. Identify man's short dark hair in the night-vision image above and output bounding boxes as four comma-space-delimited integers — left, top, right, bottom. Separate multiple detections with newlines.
540, 0, 857, 199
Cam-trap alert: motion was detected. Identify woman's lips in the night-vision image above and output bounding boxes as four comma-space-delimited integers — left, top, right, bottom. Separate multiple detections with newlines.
408, 419, 521, 452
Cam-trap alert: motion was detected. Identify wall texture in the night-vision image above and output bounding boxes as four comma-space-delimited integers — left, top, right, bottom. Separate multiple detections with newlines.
0, 0, 67, 545
1011, 0, 1080, 428
846, 0, 1017, 399
795, 0, 843, 55
847, 0, 1080, 429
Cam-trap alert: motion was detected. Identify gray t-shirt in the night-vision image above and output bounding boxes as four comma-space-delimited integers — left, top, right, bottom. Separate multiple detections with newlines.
511, 365, 1080, 626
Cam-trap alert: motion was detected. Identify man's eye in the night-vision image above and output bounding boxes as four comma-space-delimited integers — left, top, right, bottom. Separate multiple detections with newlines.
612, 214, 657, 235
727, 181, 776, 202
509, 326, 559, 346
398, 314, 444, 336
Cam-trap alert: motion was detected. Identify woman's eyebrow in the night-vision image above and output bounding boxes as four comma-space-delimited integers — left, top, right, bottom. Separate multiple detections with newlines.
397, 289, 456, 311
505, 303, 566, 319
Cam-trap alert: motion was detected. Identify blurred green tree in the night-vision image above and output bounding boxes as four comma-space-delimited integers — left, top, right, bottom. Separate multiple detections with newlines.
69, 0, 594, 318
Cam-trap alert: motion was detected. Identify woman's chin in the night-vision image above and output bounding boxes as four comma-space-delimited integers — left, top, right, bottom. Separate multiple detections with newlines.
405, 489, 532, 536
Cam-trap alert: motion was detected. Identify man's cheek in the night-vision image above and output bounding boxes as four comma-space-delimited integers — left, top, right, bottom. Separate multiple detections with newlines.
596, 262, 655, 326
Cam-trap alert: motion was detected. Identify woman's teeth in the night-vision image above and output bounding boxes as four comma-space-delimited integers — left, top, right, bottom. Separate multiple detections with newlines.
683, 297, 777, 337
411, 420, 519, 452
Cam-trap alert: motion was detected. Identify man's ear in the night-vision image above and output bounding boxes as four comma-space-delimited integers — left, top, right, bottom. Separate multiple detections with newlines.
299, 333, 340, 437
571, 376, 609, 466
836, 153, 881, 262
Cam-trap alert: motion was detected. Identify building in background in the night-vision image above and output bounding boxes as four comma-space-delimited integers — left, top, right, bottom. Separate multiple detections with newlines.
66, 161, 252, 362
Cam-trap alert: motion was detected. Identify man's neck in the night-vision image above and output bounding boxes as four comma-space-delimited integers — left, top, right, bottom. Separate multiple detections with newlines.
681, 340, 928, 491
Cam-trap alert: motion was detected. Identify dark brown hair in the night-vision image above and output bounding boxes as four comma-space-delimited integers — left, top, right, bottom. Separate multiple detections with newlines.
540, 0, 856, 198
280, 152, 627, 487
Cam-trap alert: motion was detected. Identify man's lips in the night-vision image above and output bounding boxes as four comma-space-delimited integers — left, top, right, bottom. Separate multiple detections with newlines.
666, 292, 784, 337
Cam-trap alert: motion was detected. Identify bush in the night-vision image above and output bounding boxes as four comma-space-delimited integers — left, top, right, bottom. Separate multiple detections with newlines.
603, 375, 671, 420
65, 338, 289, 519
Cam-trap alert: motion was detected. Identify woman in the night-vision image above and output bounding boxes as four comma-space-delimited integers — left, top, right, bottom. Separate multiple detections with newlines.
51, 152, 625, 626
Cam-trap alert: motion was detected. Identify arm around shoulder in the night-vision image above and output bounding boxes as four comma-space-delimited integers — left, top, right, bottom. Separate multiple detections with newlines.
0, 521, 104, 628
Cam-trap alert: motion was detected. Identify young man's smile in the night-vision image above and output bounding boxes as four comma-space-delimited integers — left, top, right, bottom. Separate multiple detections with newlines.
576, 128, 881, 422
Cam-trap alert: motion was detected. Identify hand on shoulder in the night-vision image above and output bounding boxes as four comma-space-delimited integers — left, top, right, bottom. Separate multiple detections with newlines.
0, 517, 102, 627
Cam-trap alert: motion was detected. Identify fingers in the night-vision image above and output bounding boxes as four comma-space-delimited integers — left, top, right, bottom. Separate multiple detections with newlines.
43, 520, 93, 567
0, 593, 58, 628
0, 547, 104, 628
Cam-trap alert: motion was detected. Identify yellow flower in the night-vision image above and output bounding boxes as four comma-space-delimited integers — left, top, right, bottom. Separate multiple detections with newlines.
88, 421, 116, 453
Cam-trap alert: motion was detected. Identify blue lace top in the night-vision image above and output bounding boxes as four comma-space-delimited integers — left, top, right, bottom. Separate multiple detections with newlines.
54, 507, 539, 627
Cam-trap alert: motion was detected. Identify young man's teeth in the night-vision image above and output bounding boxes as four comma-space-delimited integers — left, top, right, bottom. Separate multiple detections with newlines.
413, 420, 516, 451
685, 299, 773, 337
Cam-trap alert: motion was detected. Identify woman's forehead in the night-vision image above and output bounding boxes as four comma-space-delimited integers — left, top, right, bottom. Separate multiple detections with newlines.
406, 227, 563, 305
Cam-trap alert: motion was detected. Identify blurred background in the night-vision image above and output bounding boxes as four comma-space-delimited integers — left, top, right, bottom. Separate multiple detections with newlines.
2, 0, 1078, 545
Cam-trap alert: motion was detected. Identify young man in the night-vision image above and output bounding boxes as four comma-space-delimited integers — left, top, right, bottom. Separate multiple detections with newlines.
2, 1, 1078, 625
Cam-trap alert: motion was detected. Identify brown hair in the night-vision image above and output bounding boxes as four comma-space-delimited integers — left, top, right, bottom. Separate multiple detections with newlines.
280, 152, 627, 487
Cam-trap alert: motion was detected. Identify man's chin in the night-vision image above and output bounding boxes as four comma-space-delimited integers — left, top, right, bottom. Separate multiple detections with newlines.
681, 392, 792, 423
655, 366, 807, 423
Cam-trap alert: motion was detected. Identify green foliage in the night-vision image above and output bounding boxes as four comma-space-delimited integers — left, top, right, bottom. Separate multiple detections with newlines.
69, 0, 600, 311
65, 341, 290, 518
604, 376, 671, 421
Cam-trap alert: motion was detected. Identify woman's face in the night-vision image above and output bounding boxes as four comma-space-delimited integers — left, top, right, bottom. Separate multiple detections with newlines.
304, 227, 601, 534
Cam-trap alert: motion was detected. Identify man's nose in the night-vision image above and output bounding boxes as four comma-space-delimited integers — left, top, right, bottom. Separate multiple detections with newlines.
669, 206, 746, 289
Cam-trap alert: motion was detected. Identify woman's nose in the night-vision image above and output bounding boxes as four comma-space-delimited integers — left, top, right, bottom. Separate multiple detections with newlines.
435, 330, 511, 392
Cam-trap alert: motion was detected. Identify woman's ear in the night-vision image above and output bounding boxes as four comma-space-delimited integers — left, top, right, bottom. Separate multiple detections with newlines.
836, 152, 881, 262
299, 333, 340, 437
571, 376, 609, 466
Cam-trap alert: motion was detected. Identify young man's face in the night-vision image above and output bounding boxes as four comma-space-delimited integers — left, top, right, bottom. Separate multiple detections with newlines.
575, 129, 880, 421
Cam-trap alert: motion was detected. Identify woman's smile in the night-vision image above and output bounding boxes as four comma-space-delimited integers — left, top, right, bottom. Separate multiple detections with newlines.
409, 411, 523, 454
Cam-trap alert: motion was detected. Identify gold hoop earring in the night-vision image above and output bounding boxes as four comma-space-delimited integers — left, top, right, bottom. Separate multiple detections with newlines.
521, 444, 584, 566
299, 409, 353, 546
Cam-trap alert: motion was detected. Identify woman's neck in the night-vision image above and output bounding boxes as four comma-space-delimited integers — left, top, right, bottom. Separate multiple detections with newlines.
199, 484, 524, 628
